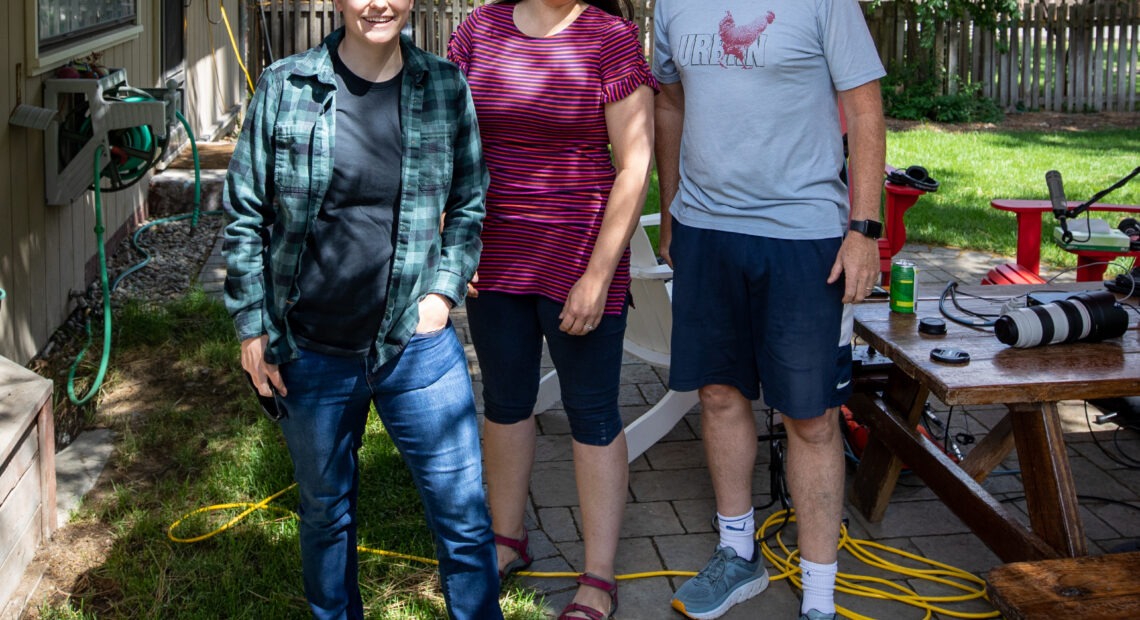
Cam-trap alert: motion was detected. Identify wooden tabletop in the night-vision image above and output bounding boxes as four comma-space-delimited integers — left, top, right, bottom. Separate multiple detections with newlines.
853, 284, 1140, 406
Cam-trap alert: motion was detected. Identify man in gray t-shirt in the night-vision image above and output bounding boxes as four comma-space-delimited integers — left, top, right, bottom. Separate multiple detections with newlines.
653, 2, 886, 619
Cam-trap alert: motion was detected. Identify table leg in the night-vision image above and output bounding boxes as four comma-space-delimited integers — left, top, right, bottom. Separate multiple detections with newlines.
848, 366, 1063, 561
849, 366, 929, 522
850, 391, 1058, 562
1076, 256, 1109, 282
1008, 401, 1088, 557
958, 414, 1015, 482
1015, 213, 1044, 276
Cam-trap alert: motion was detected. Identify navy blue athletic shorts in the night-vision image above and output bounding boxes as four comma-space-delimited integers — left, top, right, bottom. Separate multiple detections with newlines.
668, 218, 854, 419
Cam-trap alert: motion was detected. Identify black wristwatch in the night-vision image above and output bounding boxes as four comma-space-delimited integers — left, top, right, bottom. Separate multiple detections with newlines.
849, 219, 883, 239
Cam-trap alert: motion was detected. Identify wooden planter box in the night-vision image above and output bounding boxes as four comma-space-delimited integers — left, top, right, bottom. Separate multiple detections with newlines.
0, 356, 55, 610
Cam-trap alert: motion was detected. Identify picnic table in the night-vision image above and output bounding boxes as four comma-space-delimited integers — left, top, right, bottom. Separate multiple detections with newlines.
847, 283, 1140, 562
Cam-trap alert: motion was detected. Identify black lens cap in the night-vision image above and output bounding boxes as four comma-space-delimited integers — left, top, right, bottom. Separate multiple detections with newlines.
918, 317, 947, 335
930, 347, 970, 364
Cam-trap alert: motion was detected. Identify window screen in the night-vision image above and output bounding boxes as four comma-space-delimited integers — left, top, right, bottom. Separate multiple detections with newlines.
39, 0, 138, 52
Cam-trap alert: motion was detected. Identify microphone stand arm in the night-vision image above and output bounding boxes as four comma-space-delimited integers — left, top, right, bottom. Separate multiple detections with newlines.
1056, 166, 1140, 243
1067, 165, 1140, 219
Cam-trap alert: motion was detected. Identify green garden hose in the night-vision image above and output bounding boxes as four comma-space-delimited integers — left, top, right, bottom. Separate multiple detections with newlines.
110, 108, 207, 290
67, 144, 115, 406
68, 106, 209, 406
77, 97, 162, 194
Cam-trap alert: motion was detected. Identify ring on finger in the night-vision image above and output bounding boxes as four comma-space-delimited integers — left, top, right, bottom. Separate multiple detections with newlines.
584, 323, 595, 330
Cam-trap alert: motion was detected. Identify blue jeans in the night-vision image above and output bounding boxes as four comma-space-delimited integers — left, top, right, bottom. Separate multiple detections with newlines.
276, 325, 502, 620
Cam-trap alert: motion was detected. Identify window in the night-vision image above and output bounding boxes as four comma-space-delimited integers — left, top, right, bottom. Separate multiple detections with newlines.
39, 0, 135, 51
31, 0, 141, 73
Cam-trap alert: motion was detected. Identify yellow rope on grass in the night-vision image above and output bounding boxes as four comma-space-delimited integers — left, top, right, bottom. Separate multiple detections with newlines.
168, 483, 298, 544
169, 489, 1000, 619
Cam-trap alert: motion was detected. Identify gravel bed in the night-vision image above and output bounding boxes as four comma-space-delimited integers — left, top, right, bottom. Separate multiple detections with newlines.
39, 213, 224, 359
100, 213, 225, 306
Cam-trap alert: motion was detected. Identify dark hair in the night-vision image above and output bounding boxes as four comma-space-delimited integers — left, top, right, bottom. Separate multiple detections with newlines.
492, 0, 633, 19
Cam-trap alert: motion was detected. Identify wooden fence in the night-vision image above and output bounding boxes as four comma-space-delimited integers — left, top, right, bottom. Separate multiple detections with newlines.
247, 1, 1139, 113
247, 1, 652, 65
248, 0, 338, 65
866, 1, 1139, 112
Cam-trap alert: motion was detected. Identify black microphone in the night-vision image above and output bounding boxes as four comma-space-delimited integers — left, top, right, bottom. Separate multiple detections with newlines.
1046, 170, 1072, 243
1046, 170, 1067, 218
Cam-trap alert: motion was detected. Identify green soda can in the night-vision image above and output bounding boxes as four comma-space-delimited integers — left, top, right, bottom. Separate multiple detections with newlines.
889, 259, 917, 313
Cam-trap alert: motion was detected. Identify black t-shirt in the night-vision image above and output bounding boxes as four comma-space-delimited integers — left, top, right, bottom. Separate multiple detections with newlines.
288, 53, 403, 355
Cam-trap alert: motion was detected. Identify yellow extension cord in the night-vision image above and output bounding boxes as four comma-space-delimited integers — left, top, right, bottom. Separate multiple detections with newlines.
216, 1, 256, 94
169, 489, 999, 619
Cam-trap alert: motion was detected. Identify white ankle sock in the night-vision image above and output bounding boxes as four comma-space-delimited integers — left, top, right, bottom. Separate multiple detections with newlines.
716, 509, 755, 561
799, 558, 837, 615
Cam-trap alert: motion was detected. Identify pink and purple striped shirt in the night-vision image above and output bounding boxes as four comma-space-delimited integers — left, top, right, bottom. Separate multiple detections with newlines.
448, 3, 657, 314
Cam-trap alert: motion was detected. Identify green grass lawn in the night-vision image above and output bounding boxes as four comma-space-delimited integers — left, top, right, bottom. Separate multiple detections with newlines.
886, 126, 1140, 268
644, 126, 1140, 272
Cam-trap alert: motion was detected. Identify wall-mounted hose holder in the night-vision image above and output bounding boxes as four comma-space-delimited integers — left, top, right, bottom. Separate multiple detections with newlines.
43, 69, 172, 205
62, 89, 203, 408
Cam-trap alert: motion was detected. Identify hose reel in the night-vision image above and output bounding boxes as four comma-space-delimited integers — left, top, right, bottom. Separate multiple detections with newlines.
58, 95, 164, 193
44, 69, 175, 204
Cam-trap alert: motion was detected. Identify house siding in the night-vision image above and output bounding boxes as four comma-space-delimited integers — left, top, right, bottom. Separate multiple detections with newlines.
1, 0, 245, 364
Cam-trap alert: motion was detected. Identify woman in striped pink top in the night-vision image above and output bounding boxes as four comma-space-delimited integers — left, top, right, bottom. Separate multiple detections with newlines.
449, 1, 655, 618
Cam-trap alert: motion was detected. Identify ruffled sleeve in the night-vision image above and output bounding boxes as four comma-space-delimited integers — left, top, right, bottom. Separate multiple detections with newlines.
599, 19, 659, 103
447, 6, 479, 74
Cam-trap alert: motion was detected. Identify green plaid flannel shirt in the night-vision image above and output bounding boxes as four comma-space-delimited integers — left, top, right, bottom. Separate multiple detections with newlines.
223, 30, 487, 370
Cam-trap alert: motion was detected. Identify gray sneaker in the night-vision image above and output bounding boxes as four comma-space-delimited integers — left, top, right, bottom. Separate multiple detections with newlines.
798, 610, 837, 620
671, 544, 769, 619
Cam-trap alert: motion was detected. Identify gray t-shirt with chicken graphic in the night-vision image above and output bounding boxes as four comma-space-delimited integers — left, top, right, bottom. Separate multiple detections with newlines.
653, 0, 885, 240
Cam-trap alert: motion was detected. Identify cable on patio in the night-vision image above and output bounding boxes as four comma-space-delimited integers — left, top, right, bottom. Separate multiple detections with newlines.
758, 510, 999, 620
1083, 400, 1140, 470
168, 491, 1001, 618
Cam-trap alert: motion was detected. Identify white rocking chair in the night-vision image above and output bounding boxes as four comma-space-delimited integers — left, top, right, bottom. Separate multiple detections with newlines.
533, 213, 699, 462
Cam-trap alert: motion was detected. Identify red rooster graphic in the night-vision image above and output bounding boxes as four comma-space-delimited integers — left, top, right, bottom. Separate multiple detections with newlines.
718, 10, 776, 69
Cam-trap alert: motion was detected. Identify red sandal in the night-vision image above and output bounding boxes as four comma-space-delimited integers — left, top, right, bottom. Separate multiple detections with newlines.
558, 572, 618, 620
494, 531, 533, 580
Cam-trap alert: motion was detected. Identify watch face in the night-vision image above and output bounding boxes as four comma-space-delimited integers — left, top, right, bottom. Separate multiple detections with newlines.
851, 220, 882, 239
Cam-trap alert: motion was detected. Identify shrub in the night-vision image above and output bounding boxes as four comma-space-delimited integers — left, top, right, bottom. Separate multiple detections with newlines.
882, 60, 1003, 124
